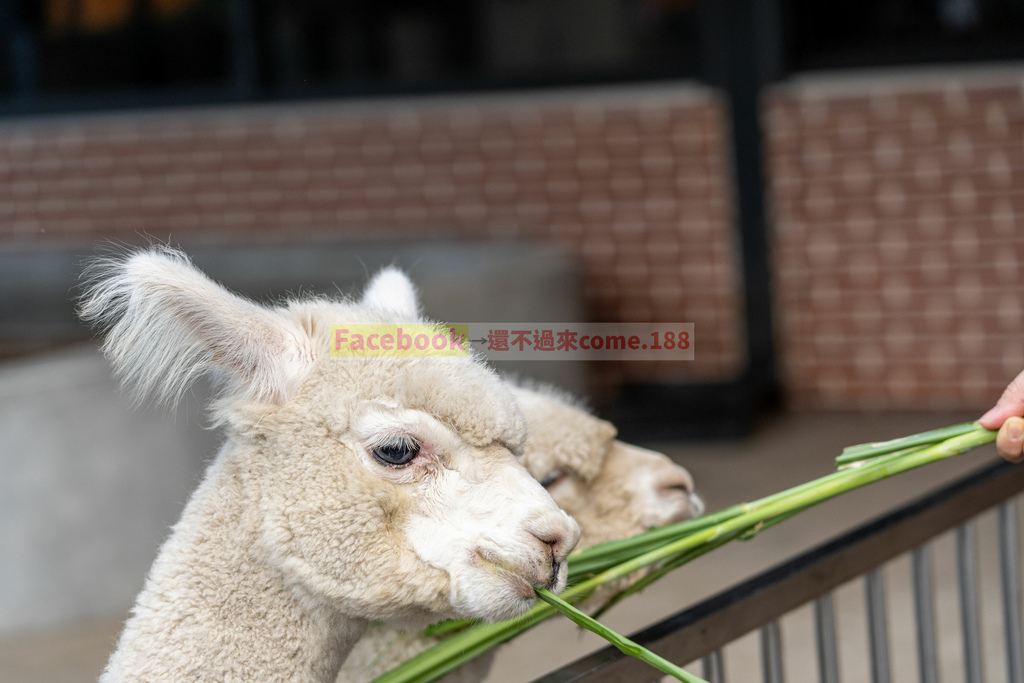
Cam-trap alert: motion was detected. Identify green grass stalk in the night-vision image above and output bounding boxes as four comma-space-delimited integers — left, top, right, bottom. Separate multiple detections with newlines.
372, 424, 995, 683
536, 589, 708, 683
838, 421, 981, 464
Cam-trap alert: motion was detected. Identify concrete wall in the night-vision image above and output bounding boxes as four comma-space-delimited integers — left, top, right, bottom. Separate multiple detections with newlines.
0, 347, 215, 636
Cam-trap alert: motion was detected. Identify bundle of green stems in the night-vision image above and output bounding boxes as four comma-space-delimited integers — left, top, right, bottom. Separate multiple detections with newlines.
372, 421, 997, 683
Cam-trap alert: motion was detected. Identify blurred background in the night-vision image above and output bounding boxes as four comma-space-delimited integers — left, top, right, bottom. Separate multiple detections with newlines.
1, 0, 1024, 680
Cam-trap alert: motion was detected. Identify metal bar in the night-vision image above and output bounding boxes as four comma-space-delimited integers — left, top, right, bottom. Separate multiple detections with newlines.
534, 461, 1024, 683
865, 570, 891, 683
957, 523, 984, 683
814, 595, 840, 683
698, 0, 780, 407
702, 650, 725, 683
760, 621, 784, 683
0, 0, 14, 92
1000, 500, 1024, 683
0, 0, 38, 101
228, 0, 259, 98
911, 546, 939, 683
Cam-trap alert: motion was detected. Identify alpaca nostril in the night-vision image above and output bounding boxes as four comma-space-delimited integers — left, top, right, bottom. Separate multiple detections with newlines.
657, 468, 695, 498
527, 511, 580, 563
546, 540, 562, 567
534, 537, 559, 565
658, 482, 694, 502
534, 529, 567, 560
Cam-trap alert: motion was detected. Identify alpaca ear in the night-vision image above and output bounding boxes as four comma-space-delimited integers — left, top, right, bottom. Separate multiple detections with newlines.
79, 247, 315, 407
511, 384, 614, 482
360, 267, 421, 319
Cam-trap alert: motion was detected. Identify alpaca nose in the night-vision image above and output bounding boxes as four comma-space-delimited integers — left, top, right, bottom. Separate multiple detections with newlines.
525, 510, 579, 591
656, 466, 695, 498
647, 461, 701, 525
539, 540, 561, 589
527, 538, 567, 590
530, 513, 580, 565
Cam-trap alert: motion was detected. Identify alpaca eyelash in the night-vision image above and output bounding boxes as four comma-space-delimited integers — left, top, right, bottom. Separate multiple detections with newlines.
369, 435, 422, 467
540, 469, 568, 488
374, 434, 419, 451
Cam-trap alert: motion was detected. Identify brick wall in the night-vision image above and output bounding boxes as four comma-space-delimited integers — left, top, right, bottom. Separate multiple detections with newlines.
768, 69, 1024, 409
0, 85, 745, 388
8, 69, 1023, 410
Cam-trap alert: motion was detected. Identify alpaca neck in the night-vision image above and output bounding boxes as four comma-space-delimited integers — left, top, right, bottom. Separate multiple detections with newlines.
103, 450, 367, 683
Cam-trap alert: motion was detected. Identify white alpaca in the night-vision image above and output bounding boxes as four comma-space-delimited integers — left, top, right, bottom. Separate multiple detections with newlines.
79, 247, 580, 682
339, 383, 703, 683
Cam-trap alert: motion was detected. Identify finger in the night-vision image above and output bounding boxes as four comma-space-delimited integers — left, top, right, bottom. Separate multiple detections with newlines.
997, 417, 1024, 462
980, 370, 1024, 429
982, 403, 1024, 431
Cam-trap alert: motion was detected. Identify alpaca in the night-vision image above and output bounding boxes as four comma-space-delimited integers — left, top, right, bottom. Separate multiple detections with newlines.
79, 247, 580, 682
338, 383, 703, 683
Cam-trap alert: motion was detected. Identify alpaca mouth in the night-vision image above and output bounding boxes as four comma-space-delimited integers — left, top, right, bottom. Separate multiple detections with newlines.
476, 548, 556, 597
545, 561, 561, 591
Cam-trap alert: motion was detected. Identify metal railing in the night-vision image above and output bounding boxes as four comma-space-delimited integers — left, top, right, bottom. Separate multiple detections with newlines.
534, 459, 1024, 683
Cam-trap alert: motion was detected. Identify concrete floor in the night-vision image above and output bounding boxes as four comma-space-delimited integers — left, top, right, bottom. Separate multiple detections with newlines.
0, 410, 1010, 682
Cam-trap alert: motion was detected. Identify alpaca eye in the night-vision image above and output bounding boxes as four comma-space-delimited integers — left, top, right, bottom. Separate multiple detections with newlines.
372, 439, 420, 466
540, 469, 567, 488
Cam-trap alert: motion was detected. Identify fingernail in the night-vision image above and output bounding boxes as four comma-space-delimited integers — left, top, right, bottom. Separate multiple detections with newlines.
1010, 421, 1023, 440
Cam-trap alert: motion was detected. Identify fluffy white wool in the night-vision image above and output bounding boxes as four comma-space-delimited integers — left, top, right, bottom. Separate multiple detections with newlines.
80, 249, 580, 682
338, 384, 702, 683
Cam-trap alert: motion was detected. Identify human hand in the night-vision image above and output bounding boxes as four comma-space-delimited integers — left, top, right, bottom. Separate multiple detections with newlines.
980, 369, 1024, 463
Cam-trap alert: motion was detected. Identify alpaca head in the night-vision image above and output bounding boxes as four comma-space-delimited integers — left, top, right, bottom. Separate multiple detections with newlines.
511, 385, 702, 550
79, 248, 579, 626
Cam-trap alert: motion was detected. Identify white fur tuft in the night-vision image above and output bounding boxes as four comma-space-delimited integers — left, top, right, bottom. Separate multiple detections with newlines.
360, 267, 421, 318
79, 246, 315, 410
